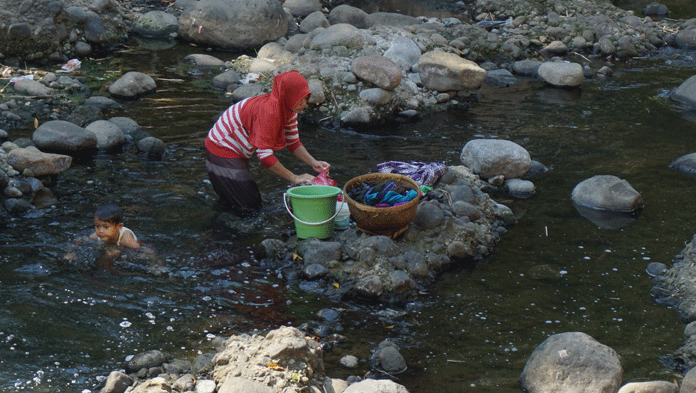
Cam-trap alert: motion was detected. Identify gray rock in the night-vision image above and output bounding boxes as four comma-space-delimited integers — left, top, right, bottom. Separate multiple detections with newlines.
676, 27, 696, 50
343, 379, 410, 393
340, 355, 358, 368
173, 375, 195, 392
538, 61, 583, 87
257, 42, 295, 61
4, 186, 22, 198
354, 274, 383, 297
283, 0, 320, 18
195, 379, 216, 393
86, 120, 126, 151
32, 120, 97, 154
178, 0, 288, 50
284, 34, 308, 53
183, 53, 225, 68
75, 41, 92, 56
103, 371, 133, 393
307, 79, 325, 105
351, 55, 402, 91
218, 377, 273, 393
134, 10, 178, 37
388, 270, 415, 293
300, 11, 329, 33
451, 200, 482, 220
598, 36, 617, 55
485, 69, 517, 87
249, 58, 279, 74
7, 147, 72, 176
383, 36, 421, 71
359, 88, 394, 105
373, 341, 407, 373
212, 70, 241, 90
191, 353, 215, 375
4, 198, 33, 214
303, 263, 328, 279
617, 381, 678, 393
66, 106, 103, 127
231, 84, 263, 102
670, 152, 696, 173
460, 139, 531, 179
541, 40, 568, 55
12, 79, 54, 96
309, 23, 365, 50
328, 4, 368, 28
682, 366, 696, 393
137, 137, 166, 160
417, 51, 486, 92
341, 106, 372, 125
126, 350, 167, 374
365, 12, 419, 28
571, 175, 643, 212
616, 36, 638, 58
413, 202, 444, 229
300, 239, 342, 265
84, 96, 120, 109
512, 59, 542, 76
671, 76, 696, 107
520, 332, 622, 393
108, 71, 157, 99
504, 178, 535, 198
108, 117, 150, 142
644, 2, 669, 16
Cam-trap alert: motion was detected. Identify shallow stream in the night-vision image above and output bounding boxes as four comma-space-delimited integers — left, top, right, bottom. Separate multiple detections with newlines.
3, 26, 696, 393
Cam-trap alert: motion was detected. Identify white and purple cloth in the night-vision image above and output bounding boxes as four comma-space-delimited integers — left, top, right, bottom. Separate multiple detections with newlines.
377, 161, 448, 187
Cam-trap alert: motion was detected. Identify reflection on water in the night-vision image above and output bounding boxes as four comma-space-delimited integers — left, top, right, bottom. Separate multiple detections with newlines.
4, 41, 696, 392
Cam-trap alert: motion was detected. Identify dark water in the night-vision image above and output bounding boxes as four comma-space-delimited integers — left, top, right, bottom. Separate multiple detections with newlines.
3, 39, 696, 392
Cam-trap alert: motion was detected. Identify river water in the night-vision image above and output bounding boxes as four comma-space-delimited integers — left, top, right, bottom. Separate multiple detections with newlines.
3, 21, 696, 393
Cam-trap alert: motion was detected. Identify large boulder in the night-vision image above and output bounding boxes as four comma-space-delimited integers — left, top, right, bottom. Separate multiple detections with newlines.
108, 71, 157, 99
351, 55, 402, 91
460, 139, 531, 179
671, 75, 696, 107
32, 120, 97, 154
571, 175, 643, 212
6, 147, 72, 176
520, 332, 623, 393
178, 0, 288, 50
417, 51, 486, 92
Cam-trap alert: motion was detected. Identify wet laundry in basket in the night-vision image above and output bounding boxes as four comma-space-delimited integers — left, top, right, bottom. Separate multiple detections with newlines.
347, 181, 418, 207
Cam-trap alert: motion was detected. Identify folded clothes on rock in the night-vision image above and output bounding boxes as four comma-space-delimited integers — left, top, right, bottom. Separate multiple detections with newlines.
377, 160, 448, 187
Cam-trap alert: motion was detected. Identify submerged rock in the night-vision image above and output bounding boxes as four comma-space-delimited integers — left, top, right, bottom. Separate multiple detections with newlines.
571, 175, 643, 212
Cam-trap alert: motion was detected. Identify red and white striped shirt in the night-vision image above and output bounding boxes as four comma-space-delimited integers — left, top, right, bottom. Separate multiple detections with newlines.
205, 98, 302, 168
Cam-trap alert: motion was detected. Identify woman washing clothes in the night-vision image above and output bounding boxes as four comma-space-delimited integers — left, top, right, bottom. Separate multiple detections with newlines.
205, 71, 330, 215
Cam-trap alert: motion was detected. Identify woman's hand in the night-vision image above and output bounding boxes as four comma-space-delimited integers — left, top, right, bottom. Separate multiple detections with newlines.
312, 160, 330, 172
293, 173, 315, 185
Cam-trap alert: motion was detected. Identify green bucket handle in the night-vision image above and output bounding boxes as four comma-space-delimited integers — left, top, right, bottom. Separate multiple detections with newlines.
283, 192, 346, 226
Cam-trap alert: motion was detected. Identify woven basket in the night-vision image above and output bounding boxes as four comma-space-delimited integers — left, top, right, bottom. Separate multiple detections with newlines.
342, 173, 421, 238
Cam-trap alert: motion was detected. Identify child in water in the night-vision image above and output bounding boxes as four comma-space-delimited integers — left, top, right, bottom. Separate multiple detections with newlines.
90, 204, 140, 248
65, 204, 166, 274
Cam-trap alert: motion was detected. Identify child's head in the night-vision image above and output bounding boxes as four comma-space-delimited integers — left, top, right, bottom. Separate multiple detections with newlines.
93, 204, 124, 244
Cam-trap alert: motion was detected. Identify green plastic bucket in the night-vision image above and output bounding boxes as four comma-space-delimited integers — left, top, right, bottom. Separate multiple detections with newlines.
283, 185, 344, 239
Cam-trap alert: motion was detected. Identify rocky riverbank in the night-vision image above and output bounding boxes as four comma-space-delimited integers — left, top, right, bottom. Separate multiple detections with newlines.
3, 0, 696, 392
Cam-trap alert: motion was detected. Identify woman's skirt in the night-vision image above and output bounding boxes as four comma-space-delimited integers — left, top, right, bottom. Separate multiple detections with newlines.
205, 150, 262, 213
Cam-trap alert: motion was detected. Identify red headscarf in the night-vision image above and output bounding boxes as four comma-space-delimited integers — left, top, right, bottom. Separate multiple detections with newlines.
246, 71, 311, 151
